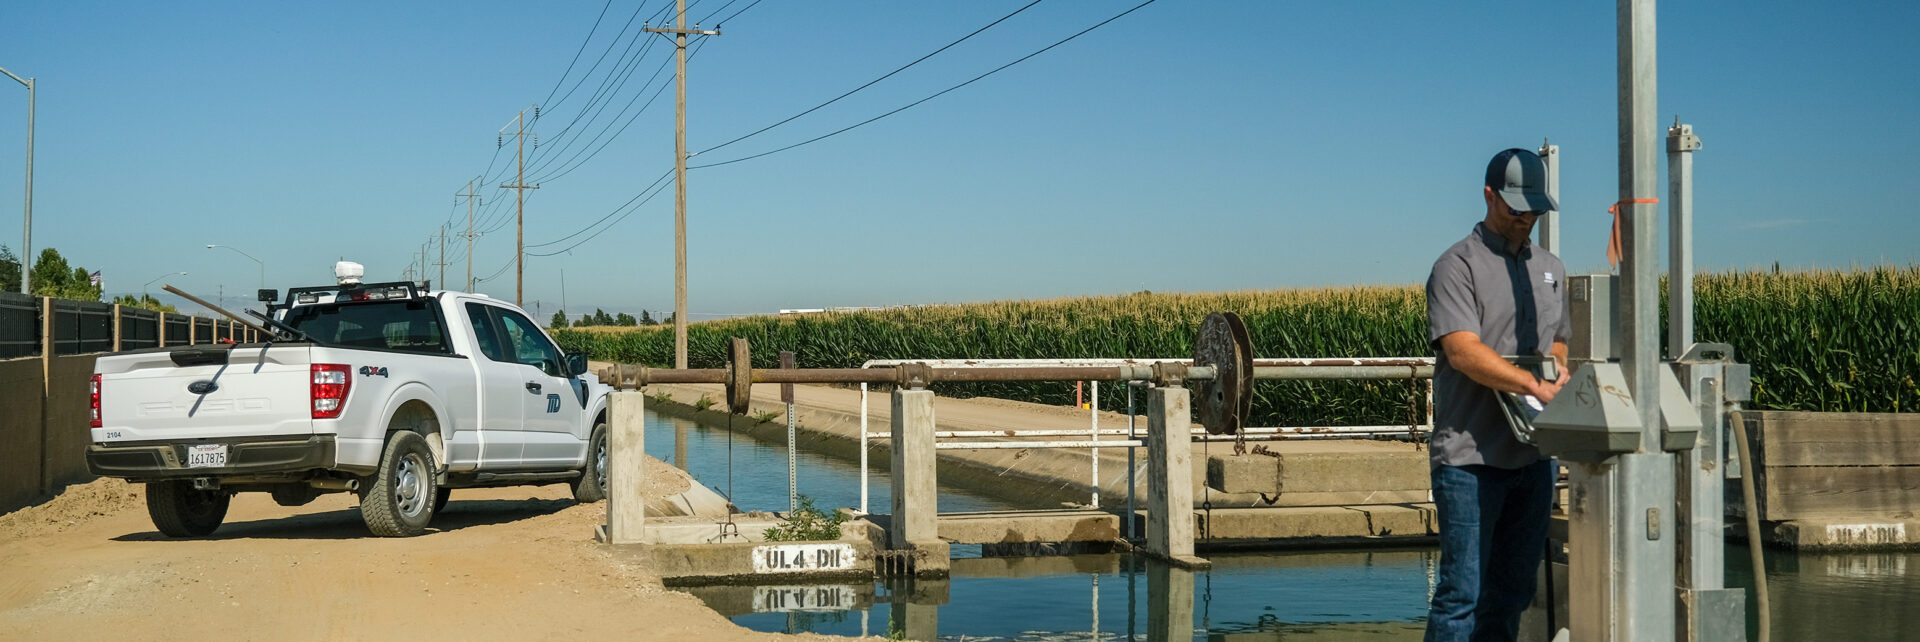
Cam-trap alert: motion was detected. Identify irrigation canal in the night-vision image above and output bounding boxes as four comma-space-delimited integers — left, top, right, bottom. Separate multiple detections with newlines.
641, 409, 1920, 641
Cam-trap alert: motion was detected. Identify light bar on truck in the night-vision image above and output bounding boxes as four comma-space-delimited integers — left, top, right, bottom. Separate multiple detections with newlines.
311, 364, 351, 419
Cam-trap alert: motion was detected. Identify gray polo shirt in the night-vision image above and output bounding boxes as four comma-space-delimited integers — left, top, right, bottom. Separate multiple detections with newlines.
1425, 222, 1570, 469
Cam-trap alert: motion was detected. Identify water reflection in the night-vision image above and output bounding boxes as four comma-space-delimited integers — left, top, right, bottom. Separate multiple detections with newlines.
686, 551, 1432, 641
1727, 545, 1920, 641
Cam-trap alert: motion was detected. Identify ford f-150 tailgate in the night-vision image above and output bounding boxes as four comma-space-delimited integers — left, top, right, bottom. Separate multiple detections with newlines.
93, 344, 315, 443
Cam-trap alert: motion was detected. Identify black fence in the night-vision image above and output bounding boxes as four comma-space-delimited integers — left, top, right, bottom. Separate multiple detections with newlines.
0, 293, 257, 360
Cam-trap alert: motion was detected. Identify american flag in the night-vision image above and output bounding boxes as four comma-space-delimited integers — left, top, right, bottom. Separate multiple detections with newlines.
89, 270, 102, 286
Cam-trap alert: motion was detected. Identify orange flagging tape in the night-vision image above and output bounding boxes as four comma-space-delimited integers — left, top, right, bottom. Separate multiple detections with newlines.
1606, 198, 1661, 267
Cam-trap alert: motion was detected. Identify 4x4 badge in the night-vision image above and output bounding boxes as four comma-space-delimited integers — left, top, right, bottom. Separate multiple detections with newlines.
359, 366, 389, 378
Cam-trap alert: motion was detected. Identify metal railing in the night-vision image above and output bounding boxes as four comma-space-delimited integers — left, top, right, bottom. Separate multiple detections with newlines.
853, 357, 1435, 516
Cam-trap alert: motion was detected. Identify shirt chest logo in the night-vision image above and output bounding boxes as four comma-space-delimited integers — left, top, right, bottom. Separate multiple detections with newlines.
1543, 271, 1557, 287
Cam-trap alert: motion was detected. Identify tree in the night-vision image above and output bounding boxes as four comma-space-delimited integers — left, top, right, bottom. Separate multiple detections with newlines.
550, 309, 569, 329
112, 293, 178, 314
574, 314, 590, 328
614, 312, 637, 326
592, 308, 614, 325
0, 244, 18, 293
639, 309, 655, 326
29, 248, 101, 301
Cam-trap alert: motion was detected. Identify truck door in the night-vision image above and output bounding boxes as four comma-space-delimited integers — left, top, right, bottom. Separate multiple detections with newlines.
464, 302, 526, 466
493, 308, 583, 468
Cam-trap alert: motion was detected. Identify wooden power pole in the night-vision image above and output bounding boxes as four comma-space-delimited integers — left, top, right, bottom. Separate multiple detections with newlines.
458, 179, 481, 292
646, 1, 719, 369
499, 107, 539, 306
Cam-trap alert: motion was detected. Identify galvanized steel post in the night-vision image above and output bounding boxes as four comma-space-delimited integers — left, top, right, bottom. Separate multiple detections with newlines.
1668, 122, 1702, 359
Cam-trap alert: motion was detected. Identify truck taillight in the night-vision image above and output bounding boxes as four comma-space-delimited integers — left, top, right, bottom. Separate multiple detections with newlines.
312, 364, 351, 419
89, 374, 102, 428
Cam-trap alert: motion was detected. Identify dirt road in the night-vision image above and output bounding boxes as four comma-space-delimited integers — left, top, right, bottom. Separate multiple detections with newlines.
0, 478, 867, 642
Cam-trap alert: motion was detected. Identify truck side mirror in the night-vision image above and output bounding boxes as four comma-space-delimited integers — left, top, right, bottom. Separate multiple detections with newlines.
566, 354, 587, 377
258, 289, 279, 302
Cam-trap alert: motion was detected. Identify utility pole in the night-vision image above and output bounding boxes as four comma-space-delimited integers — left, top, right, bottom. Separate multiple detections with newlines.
457, 179, 481, 292
646, 2, 719, 369
499, 107, 539, 306
437, 224, 447, 288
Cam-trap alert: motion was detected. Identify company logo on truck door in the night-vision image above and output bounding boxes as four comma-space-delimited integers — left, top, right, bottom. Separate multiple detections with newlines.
358, 366, 389, 378
546, 394, 562, 413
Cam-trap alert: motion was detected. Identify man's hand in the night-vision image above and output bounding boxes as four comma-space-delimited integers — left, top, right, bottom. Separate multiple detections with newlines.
1528, 375, 1564, 404
1438, 331, 1558, 401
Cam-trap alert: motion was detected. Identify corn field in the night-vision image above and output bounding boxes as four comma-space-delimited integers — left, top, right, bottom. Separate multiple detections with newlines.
556, 266, 1919, 424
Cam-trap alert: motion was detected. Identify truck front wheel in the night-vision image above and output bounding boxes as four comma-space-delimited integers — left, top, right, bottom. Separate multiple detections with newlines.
145, 480, 230, 537
361, 430, 437, 537
571, 422, 609, 503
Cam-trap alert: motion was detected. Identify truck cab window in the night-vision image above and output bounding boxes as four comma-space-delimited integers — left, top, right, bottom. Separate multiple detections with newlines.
464, 302, 510, 362
497, 310, 566, 377
284, 299, 448, 354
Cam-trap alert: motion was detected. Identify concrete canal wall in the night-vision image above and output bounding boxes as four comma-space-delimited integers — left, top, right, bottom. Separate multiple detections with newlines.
1735, 410, 1920, 549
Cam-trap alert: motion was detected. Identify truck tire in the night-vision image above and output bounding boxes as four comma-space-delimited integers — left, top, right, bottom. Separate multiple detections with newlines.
571, 422, 609, 503
361, 430, 437, 537
145, 480, 230, 537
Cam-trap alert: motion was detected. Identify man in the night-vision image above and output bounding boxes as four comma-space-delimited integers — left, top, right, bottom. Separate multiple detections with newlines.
1422, 148, 1571, 641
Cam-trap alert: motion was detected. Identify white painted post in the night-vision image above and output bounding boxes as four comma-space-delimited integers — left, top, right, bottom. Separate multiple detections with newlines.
890, 388, 937, 549
859, 382, 869, 514
605, 391, 647, 544
1127, 382, 1137, 539
1090, 379, 1100, 508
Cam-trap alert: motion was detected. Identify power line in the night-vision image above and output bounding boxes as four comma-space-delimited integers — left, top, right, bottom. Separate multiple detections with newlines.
694, 0, 1161, 170
523, 22, 662, 169
540, 0, 656, 117
526, 168, 675, 255
707, 0, 764, 26
539, 0, 619, 109
526, 41, 690, 184
695, 0, 1044, 159
523, 41, 677, 182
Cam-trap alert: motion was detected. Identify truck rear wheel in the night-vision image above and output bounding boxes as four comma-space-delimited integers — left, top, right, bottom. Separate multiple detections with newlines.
145, 480, 230, 537
571, 422, 609, 503
361, 430, 437, 537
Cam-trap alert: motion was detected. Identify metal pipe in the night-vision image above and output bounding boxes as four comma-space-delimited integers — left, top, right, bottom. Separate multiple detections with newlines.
869, 425, 1431, 440
602, 361, 1433, 389
939, 440, 1144, 450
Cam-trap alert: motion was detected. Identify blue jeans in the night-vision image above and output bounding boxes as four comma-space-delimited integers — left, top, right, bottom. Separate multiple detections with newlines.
1424, 460, 1553, 642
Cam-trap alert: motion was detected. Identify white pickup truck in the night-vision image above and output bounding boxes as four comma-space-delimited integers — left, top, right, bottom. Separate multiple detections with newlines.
85, 263, 613, 537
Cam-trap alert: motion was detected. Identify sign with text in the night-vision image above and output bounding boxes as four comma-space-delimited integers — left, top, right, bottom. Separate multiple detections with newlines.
751, 584, 860, 613
751, 542, 857, 574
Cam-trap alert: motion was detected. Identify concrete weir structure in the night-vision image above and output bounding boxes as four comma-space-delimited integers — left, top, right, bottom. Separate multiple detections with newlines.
597, 357, 1439, 585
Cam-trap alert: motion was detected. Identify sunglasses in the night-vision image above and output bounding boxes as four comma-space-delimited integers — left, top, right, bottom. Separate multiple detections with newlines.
1509, 208, 1543, 217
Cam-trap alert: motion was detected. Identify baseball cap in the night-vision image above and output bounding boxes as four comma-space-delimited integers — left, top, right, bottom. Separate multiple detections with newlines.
1485, 148, 1559, 213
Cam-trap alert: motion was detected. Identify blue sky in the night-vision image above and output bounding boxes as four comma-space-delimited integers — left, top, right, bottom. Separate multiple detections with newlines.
1, 1, 1915, 319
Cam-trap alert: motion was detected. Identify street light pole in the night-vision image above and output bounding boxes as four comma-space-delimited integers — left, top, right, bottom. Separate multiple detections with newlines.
144, 271, 186, 296
205, 244, 265, 291
0, 65, 32, 295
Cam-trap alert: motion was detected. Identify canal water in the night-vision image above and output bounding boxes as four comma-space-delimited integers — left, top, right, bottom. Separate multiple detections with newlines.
647, 410, 1920, 641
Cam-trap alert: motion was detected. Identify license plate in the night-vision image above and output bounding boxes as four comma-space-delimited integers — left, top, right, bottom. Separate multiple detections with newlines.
186, 444, 228, 468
